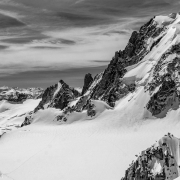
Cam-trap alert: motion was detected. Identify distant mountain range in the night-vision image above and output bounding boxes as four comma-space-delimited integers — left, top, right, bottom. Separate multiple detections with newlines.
0, 86, 43, 102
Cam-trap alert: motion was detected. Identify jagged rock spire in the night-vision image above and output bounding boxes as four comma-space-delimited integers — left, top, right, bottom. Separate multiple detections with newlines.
81, 73, 93, 95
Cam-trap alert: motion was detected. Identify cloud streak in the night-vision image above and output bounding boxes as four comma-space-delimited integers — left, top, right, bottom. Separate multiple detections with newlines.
0, 66, 107, 88
0, 0, 180, 87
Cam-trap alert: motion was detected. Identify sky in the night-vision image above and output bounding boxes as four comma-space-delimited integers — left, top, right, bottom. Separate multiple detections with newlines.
0, 0, 180, 88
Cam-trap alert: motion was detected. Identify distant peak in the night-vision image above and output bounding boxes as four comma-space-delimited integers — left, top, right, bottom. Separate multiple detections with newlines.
59, 80, 65, 84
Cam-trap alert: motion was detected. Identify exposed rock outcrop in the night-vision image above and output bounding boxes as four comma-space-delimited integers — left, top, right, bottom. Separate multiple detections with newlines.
21, 111, 34, 127
90, 56, 127, 103
81, 73, 93, 95
146, 43, 180, 117
147, 76, 179, 117
122, 133, 180, 180
87, 100, 96, 117
34, 80, 80, 112
34, 85, 57, 112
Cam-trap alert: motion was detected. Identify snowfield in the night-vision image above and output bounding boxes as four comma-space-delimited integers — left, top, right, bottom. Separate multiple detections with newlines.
0, 91, 180, 180
0, 99, 41, 130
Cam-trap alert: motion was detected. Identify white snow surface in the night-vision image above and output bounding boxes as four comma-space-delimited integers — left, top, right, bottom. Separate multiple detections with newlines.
53, 81, 62, 98
74, 87, 82, 93
64, 100, 113, 123
175, 177, 180, 180
0, 99, 41, 133
0, 88, 180, 180
154, 15, 173, 27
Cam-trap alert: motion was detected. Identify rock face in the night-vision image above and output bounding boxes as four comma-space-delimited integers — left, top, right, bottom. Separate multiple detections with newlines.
81, 73, 93, 95
118, 17, 163, 65
7, 92, 28, 103
147, 76, 179, 117
146, 43, 180, 117
90, 57, 127, 103
121, 133, 180, 180
0, 87, 44, 103
34, 80, 80, 112
49, 80, 80, 110
21, 111, 34, 127
74, 19, 159, 108
86, 16, 164, 106
87, 100, 96, 117
34, 85, 57, 112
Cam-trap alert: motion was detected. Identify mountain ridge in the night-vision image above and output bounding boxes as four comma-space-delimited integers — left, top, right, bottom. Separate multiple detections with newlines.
20, 12, 180, 126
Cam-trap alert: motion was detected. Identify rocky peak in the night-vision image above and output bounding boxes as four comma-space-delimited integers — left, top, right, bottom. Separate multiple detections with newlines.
59, 79, 68, 89
52, 15, 164, 112
84, 17, 160, 105
81, 73, 93, 95
34, 79, 80, 113
86, 14, 180, 112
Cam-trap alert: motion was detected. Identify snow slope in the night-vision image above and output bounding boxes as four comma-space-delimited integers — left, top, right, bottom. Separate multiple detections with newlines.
0, 95, 180, 180
0, 99, 41, 134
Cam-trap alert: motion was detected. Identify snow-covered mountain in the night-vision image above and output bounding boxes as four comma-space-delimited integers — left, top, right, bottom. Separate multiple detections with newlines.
20, 12, 180, 125
0, 86, 44, 102
0, 12, 180, 180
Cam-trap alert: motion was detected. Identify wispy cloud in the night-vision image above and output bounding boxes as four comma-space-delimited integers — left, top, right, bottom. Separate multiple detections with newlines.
0, 0, 180, 87
75, 0, 85, 5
